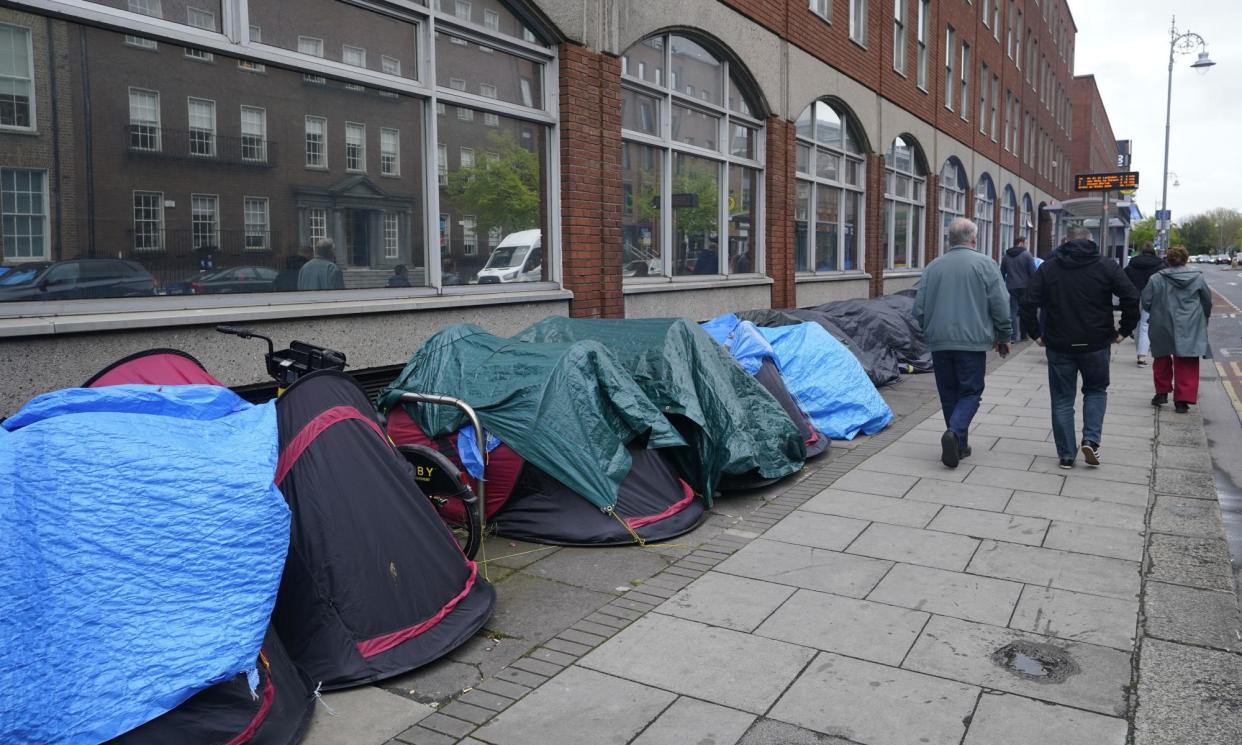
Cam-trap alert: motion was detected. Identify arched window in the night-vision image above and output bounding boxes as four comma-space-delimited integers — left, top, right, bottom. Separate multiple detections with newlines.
620, 34, 764, 278
882, 135, 926, 270
999, 185, 1017, 252
793, 100, 866, 273
1022, 193, 1035, 246
938, 158, 968, 254
973, 174, 996, 259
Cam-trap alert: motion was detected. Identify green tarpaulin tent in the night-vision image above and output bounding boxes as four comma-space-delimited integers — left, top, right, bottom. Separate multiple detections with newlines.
513, 317, 806, 496
377, 324, 686, 512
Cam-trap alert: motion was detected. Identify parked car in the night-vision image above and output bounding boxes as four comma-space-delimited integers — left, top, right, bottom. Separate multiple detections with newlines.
166, 266, 279, 295
476, 229, 542, 284
0, 259, 157, 302
0, 264, 48, 286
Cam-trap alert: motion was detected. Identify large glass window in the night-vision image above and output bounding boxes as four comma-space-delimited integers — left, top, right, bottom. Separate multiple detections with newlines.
999, 186, 1016, 253
938, 159, 967, 255
882, 136, 925, 270
892, 0, 906, 75
974, 174, 995, 260
2, 168, 47, 260
0, 24, 34, 130
794, 100, 865, 273
1022, 194, 1035, 247
0, 3, 554, 305
916, 1, 929, 89
621, 33, 764, 279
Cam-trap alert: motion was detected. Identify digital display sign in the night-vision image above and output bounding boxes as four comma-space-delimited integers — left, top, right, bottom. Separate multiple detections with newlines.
1075, 172, 1139, 192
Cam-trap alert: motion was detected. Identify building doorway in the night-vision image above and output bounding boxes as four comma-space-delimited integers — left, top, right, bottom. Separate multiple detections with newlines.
345, 209, 371, 267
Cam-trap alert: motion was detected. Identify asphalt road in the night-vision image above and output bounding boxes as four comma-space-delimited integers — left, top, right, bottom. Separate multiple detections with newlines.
1197, 267, 1242, 599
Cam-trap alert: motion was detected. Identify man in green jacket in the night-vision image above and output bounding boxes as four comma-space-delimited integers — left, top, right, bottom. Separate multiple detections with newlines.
297, 238, 345, 291
914, 217, 1012, 468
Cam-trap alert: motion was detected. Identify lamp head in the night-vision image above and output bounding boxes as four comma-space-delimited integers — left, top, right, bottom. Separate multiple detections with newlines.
1191, 50, 1216, 72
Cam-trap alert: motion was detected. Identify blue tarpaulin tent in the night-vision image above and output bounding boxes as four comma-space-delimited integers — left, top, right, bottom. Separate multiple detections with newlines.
700, 315, 779, 376
755, 322, 893, 439
0, 385, 289, 745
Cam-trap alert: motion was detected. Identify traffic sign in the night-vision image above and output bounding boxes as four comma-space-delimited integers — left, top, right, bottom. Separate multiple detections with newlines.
1074, 172, 1140, 192
1156, 209, 1171, 221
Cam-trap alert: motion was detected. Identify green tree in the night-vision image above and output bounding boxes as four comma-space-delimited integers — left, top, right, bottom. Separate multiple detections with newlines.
1178, 214, 1217, 254
443, 133, 541, 240
1130, 216, 1180, 251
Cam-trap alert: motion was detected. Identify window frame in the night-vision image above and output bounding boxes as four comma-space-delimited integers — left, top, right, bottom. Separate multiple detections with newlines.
127, 87, 161, 152
240, 105, 267, 163
345, 121, 366, 173
809, 0, 831, 23
620, 33, 766, 281
0, 23, 36, 132
882, 137, 926, 271
937, 159, 967, 256
1, 167, 50, 261
973, 175, 995, 260
131, 190, 164, 253
849, 0, 868, 46
190, 193, 220, 252
380, 127, 400, 177
916, 0, 929, 90
186, 96, 217, 158
944, 25, 955, 110
794, 100, 868, 275
243, 196, 270, 252
304, 115, 327, 170
892, 0, 906, 76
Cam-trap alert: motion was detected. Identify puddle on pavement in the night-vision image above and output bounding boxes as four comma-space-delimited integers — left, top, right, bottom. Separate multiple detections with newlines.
990, 641, 1080, 683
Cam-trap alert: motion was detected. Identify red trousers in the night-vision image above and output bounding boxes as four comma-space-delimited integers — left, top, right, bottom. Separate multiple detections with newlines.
1153, 356, 1200, 403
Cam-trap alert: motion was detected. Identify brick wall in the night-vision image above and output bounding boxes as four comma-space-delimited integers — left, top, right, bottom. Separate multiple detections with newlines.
558, 43, 624, 318
765, 117, 795, 308
865, 152, 884, 297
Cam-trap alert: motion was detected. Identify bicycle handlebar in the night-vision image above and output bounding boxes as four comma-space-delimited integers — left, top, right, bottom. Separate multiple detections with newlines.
215, 325, 275, 356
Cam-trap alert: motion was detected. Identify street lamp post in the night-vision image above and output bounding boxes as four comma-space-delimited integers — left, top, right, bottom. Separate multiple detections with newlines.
1159, 16, 1215, 250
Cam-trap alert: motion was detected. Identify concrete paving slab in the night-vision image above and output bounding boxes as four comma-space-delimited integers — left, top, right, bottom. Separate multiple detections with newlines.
867, 563, 1023, 626
857, 454, 971, 482
471, 666, 675, 745
928, 505, 1049, 546
486, 573, 615, 649
1155, 421, 1209, 449
1007, 491, 1146, 531
968, 465, 1064, 495
967, 540, 1140, 601
735, 718, 858, 745
1009, 586, 1138, 651
904, 477, 1013, 511
1154, 469, 1218, 502
521, 547, 671, 594
754, 588, 929, 665
801, 488, 941, 528
382, 659, 484, 706
903, 615, 1132, 716
768, 651, 979, 745
1149, 495, 1228, 539
760, 511, 870, 551
1134, 638, 1242, 745
306, 687, 434, 745
579, 614, 815, 715
655, 572, 795, 633
973, 423, 1053, 441
1059, 476, 1150, 506
962, 692, 1127, 745
1042, 521, 1146, 562
883, 441, 1036, 470
714, 538, 892, 597
483, 538, 559, 569
990, 436, 1057, 456
631, 697, 756, 745
1143, 581, 1242, 652
846, 522, 980, 571
898, 428, 998, 451
829, 470, 917, 497
1156, 443, 1212, 473
1030, 456, 1151, 485
1147, 534, 1236, 592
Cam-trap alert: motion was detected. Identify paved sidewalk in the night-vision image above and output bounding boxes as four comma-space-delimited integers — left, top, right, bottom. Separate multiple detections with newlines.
303, 344, 1242, 745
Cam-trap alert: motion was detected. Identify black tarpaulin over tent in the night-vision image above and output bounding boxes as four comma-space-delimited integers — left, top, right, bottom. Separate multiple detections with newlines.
737, 308, 902, 387
274, 371, 495, 688
85, 350, 316, 745
810, 292, 933, 374
511, 317, 806, 494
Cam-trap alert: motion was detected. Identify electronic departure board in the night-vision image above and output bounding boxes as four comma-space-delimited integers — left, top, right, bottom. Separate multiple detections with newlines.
1074, 172, 1139, 192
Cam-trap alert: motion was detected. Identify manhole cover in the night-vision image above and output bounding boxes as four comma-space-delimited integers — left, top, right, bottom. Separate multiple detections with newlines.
990, 641, 1080, 683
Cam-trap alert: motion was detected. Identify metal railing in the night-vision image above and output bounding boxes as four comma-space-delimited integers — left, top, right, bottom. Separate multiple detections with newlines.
125, 126, 279, 166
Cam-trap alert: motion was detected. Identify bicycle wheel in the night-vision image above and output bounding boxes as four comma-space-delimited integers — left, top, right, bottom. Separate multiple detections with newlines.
396, 444, 483, 560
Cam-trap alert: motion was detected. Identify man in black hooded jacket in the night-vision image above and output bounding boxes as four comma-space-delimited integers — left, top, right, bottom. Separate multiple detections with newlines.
1020, 228, 1140, 469
1001, 236, 1037, 341
1124, 243, 1166, 367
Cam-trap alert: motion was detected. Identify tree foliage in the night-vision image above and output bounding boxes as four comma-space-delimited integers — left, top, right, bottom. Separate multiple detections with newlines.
1175, 208, 1242, 254
443, 133, 541, 240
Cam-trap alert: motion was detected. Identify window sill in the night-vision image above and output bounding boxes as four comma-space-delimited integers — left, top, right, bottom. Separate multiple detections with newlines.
795, 271, 870, 284
0, 287, 574, 338
883, 269, 924, 278
849, 38, 868, 52
622, 275, 773, 295
0, 126, 38, 136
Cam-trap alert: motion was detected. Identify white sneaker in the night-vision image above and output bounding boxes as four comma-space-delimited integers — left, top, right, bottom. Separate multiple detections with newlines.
1136, 356, 1148, 367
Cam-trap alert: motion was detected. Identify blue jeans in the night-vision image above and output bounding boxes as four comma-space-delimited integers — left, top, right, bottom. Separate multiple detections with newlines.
1008, 288, 1026, 341
1046, 348, 1111, 459
932, 350, 987, 450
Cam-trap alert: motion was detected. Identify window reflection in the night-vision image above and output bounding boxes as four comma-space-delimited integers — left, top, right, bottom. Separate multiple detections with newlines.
249, 0, 419, 80
435, 31, 542, 109
671, 152, 719, 276
622, 142, 661, 277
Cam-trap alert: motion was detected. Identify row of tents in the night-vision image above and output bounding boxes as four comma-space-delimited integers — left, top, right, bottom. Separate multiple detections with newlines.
0, 292, 931, 744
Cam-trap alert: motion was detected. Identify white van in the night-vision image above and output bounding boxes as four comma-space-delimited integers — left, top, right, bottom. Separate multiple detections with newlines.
476, 229, 542, 284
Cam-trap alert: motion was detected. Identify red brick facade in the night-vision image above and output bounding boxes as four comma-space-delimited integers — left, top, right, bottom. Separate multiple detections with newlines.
765, 117, 796, 309
558, 43, 624, 318
1070, 75, 1119, 176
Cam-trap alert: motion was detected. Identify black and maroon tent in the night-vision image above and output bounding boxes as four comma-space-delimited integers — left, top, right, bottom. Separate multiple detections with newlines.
86, 349, 316, 745
273, 371, 495, 687
386, 406, 706, 546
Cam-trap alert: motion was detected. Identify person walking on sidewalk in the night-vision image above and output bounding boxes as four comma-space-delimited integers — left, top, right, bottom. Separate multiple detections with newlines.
1001, 236, 1038, 341
1124, 242, 1167, 367
1141, 245, 1211, 414
914, 217, 1012, 470
1020, 227, 1140, 469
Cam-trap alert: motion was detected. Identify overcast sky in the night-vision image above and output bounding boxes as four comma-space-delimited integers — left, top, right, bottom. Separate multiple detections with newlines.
1071, 1, 1242, 222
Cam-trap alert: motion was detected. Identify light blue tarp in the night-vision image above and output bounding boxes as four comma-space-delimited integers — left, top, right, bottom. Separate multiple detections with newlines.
0, 385, 289, 745
755, 323, 894, 440
700, 315, 778, 376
